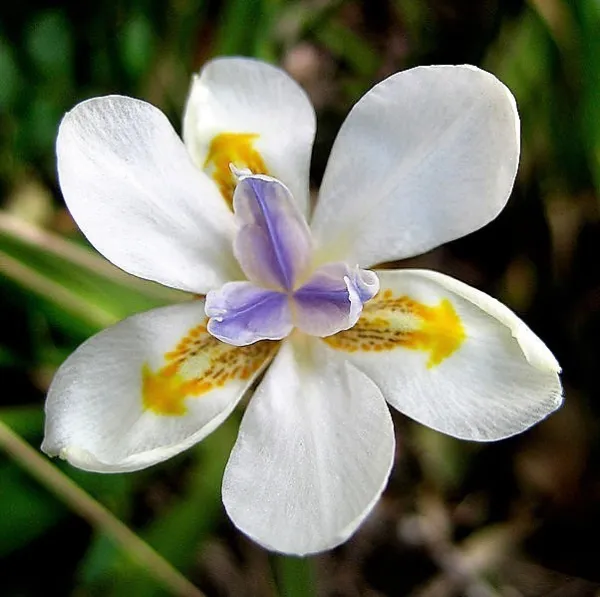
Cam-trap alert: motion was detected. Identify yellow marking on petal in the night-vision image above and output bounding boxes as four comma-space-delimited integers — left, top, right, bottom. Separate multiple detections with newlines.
323, 292, 466, 368
142, 323, 278, 416
204, 132, 269, 209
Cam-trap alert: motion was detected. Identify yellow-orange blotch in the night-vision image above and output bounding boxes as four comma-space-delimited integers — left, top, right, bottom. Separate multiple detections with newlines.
142, 323, 277, 417
324, 292, 466, 368
204, 132, 269, 208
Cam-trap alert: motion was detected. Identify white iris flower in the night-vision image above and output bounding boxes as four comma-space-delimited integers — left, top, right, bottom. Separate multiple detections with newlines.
42, 57, 563, 555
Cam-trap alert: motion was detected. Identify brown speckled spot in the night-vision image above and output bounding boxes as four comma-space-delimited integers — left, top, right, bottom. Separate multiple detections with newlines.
142, 323, 278, 416
324, 292, 466, 368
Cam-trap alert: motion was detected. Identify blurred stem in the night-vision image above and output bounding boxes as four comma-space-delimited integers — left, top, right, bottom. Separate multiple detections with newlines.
0, 420, 206, 597
0, 212, 182, 302
273, 555, 317, 597
526, 0, 576, 51
0, 212, 117, 279
0, 248, 117, 329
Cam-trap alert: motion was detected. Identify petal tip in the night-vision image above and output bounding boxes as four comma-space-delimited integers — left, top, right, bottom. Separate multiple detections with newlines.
39, 438, 58, 459
41, 440, 96, 471
512, 322, 562, 375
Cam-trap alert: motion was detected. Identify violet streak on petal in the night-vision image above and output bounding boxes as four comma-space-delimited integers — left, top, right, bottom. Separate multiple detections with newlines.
293, 263, 379, 337
207, 174, 379, 346
205, 281, 293, 346
233, 175, 312, 291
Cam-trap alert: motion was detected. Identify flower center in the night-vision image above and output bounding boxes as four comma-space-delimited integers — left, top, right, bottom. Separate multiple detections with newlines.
205, 173, 379, 346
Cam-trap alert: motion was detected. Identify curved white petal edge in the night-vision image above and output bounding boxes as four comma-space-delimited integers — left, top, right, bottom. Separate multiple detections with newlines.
183, 57, 316, 217
334, 269, 562, 442
310, 65, 521, 268
222, 337, 395, 555
57, 95, 240, 294
42, 302, 263, 473
46, 56, 563, 556
413, 269, 560, 373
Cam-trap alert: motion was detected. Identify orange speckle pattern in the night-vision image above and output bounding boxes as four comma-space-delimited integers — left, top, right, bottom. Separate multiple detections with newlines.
204, 132, 269, 209
142, 323, 278, 416
324, 292, 466, 368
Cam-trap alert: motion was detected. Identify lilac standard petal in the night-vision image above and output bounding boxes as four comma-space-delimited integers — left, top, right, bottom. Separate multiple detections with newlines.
206, 281, 292, 346
233, 175, 312, 291
293, 263, 379, 337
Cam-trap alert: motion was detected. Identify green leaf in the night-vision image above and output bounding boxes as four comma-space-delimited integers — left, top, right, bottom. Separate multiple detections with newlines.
484, 8, 554, 177
577, 0, 600, 193
120, 13, 156, 80
0, 406, 44, 441
22, 95, 64, 157
0, 216, 184, 339
25, 10, 73, 80
313, 20, 380, 78
77, 417, 239, 597
0, 412, 63, 558
0, 344, 18, 367
0, 409, 137, 558
214, 0, 265, 56
0, 36, 21, 110
273, 555, 317, 597
0, 461, 66, 557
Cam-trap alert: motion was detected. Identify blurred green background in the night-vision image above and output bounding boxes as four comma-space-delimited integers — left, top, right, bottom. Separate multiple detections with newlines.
1, 0, 599, 595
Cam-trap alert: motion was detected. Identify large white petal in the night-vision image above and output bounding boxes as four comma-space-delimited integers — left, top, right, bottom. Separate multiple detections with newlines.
323, 269, 562, 441
57, 96, 240, 294
310, 65, 520, 267
222, 336, 395, 555
183, 57, 316, 216
42, 301, 277, 472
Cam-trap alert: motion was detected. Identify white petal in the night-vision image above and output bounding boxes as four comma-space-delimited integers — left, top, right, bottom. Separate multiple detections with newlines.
222, 336, 395, 555
323, 269, 562, 441
310, 66, 520, 266
42, 302, 277, 472
57, 96, 240, 294
183, 57, 316, 216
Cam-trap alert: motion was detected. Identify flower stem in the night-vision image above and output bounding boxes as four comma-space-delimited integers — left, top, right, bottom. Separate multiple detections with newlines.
273, 555, 317, 597
0, 419, 206, 597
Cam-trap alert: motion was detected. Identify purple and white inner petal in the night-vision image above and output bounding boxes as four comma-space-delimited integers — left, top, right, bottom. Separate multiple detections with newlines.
233, 175, 312, 291
206, 173, 380, 345
205, 281, 292, 346
293, 263, 379, 337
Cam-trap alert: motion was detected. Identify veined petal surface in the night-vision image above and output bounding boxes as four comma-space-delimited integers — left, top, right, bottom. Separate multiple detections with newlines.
57, 96, 240, 293
222, 336, 395, 555
233, 175, 312, 290
310, 66, 520, 267
183, 57, 316, 215
323, 269, 562, 441
294, 263, 379, 337
205, 281, 292, 346
42, 302, 277, 472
